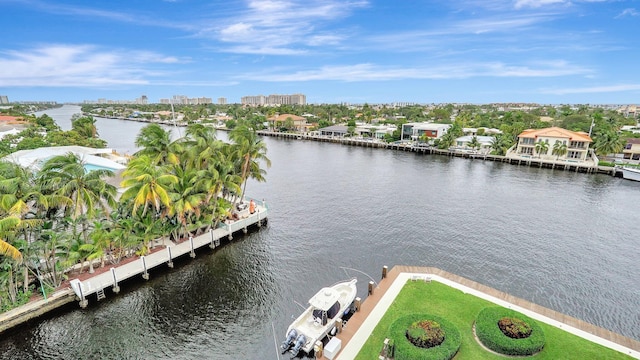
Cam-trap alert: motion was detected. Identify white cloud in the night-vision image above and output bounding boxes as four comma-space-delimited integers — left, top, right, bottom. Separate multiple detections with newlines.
514, 0, 567, 9
237, 60, 590, 82
0, 44, 183, 87
542, 84, 640, 94
616, 8, 639, 18
204, 0, 368, 55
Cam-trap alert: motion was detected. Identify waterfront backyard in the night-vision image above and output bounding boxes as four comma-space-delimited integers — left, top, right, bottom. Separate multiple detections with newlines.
355, 280, 634, 359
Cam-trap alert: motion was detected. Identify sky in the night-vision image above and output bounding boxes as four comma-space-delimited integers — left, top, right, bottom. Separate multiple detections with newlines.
1, 0, 639, 104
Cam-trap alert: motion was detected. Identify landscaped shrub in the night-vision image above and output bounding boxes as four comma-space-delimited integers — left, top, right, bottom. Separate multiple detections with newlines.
389, 314, 460, 360
475, 307, 545, 356
407, 320, 445, 348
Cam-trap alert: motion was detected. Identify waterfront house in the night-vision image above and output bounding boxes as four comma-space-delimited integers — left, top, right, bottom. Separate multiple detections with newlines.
454, 135, 495, 154
623, 138, 640, 161
401, 122, 451, 142
512, 127, 592, 161
355, 124, 397, 139
267, 114, 308, 132
318, 125, 348, 137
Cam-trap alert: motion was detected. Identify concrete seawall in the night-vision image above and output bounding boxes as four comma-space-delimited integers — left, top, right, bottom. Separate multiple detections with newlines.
0, 289, 75, 334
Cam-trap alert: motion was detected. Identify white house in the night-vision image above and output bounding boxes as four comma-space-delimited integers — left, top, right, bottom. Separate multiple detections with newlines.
401, 123, 451, 142
455, 135, 495, 154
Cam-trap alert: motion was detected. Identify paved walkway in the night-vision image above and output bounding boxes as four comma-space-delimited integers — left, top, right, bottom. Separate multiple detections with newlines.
336, 266, 640, 360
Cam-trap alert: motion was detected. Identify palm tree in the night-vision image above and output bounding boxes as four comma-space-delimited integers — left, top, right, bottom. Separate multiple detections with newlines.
534, 140, 549, 158
490, 135, 510, 156
467, 136, 480, 152
229, 126, 271, 201
134, 124, 179, 165
168, 165, 205, 238
120, 155, 178, 217
552, 141, 568, 160
38, 153, 117, 243
593, 130, 625, 157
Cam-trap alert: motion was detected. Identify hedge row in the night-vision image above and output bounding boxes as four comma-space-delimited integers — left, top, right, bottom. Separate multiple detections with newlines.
475, 307, 545, 356
389, 314, 461, 360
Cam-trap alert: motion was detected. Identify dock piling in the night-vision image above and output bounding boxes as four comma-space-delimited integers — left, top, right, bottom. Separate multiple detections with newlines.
382, 265, 388, 279
209, 228, 215, 249
111, 268, 120, 293
141, 256, 149, 280
314, 341, 323, 359
189, 236, 196, 258
354, 297, 361, 312
368, 281, 374, 295
167, 247, 174, 268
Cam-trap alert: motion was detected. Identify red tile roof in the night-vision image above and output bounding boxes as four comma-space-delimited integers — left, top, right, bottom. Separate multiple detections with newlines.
519, 127, 592, 142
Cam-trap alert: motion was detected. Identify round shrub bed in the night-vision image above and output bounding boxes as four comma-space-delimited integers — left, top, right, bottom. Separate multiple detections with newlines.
475, 307, 545, 356
389, 314, 461, 360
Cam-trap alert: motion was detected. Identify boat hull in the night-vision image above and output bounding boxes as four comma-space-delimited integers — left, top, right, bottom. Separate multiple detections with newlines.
283, 279, 358, 356
621, 167, 640, 182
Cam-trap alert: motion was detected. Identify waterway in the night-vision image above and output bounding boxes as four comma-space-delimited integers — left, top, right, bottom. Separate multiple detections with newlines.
3, 105, 639, 359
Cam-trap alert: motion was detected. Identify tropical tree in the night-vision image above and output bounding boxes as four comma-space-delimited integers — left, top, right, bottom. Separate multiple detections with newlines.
467, 136, 480, 152
535, 140, 549, 158
229, 125, 271, 201
552, 141, 568, 160
38, 153, 116, 243
121, 155, 178, 217
593, 130, 625, 157
134, 124, 179, 165
490, 134, 510, 156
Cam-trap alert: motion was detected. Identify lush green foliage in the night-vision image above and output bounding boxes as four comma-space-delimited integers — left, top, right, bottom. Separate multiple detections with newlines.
390, 314, 460, 360
355, 281, 632, 360
475, 307, 545, 356
0, 115, 270, 312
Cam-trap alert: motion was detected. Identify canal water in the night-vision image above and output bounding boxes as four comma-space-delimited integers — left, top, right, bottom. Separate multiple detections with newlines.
3, 105, 639, 359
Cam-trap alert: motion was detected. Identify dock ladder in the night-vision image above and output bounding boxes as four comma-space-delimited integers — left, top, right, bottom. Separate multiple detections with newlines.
96, 288, 106, 301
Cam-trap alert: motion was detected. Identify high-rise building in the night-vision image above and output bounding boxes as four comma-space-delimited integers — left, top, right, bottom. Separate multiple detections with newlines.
0, 96, 8, 104
218, 97, 227, 105
241, 93, 306, 106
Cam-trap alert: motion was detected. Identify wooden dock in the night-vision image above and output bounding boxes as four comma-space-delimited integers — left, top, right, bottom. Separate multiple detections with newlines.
256, 131, 605, 174
69, 200, 268, 307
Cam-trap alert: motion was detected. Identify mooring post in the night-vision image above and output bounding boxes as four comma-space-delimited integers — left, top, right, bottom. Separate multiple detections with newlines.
336, 318, 343, 334
368, 281, 374, 295
381, 265, 388, 280
189, 236, 196, 258
354, 297, 361, 312
227, 222, 233, 240
257, 208, 262, 227
209, 228, 215, 249
167, 246, 174, 268
141, 256, 149, 280
78, 283, 88, 308
111, 268, 120, 294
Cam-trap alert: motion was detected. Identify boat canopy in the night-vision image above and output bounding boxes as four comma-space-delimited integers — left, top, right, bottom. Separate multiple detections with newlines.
309, 287, 341, 311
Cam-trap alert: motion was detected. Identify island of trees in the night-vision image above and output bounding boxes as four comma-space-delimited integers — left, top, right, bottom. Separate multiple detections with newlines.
0, 107, 269, 313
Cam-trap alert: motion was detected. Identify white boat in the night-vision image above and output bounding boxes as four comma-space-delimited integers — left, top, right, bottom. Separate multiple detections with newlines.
621, 167, 640, 182
281, 278, 358, 357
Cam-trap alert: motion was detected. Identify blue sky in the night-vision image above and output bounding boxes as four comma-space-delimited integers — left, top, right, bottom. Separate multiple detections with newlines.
1, 0, 639, 104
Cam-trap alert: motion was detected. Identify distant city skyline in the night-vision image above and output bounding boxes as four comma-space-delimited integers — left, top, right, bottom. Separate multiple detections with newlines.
1, 1, 639, 104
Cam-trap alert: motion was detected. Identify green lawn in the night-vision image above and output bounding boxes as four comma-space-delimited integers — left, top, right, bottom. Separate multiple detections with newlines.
355, 280, 633, 359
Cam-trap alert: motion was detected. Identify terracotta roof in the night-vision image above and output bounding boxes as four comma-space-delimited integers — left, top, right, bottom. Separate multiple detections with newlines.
267, 114, 306, 121
627, 138, 640, 144
518, 127, 592, 142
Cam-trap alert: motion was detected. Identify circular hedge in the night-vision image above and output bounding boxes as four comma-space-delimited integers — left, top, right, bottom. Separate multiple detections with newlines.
389, 314, 461, 360
475, 307, 545, 356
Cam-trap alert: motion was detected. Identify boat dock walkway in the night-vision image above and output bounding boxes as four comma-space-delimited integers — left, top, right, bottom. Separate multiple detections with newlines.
69, 201, 268, 308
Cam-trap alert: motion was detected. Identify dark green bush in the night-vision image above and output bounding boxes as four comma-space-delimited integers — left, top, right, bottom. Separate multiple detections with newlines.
389, 314, 460, 360
476, 307, 545, 356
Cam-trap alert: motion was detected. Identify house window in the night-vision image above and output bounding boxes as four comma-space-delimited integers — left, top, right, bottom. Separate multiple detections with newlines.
521, 138, 535, 145
626, 143, 633, 149
567, 151, 581, 159
520, 147, 533, 154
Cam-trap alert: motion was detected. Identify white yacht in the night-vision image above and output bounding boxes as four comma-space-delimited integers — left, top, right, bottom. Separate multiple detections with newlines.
621, 167, 640, 182
281, 278, 358, 357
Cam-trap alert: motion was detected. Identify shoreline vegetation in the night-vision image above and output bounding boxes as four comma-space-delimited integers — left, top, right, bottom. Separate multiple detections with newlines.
0, 106, 271, 333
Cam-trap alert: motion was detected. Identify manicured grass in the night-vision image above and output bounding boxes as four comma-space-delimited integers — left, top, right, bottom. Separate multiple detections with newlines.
355, 280, 633, 359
